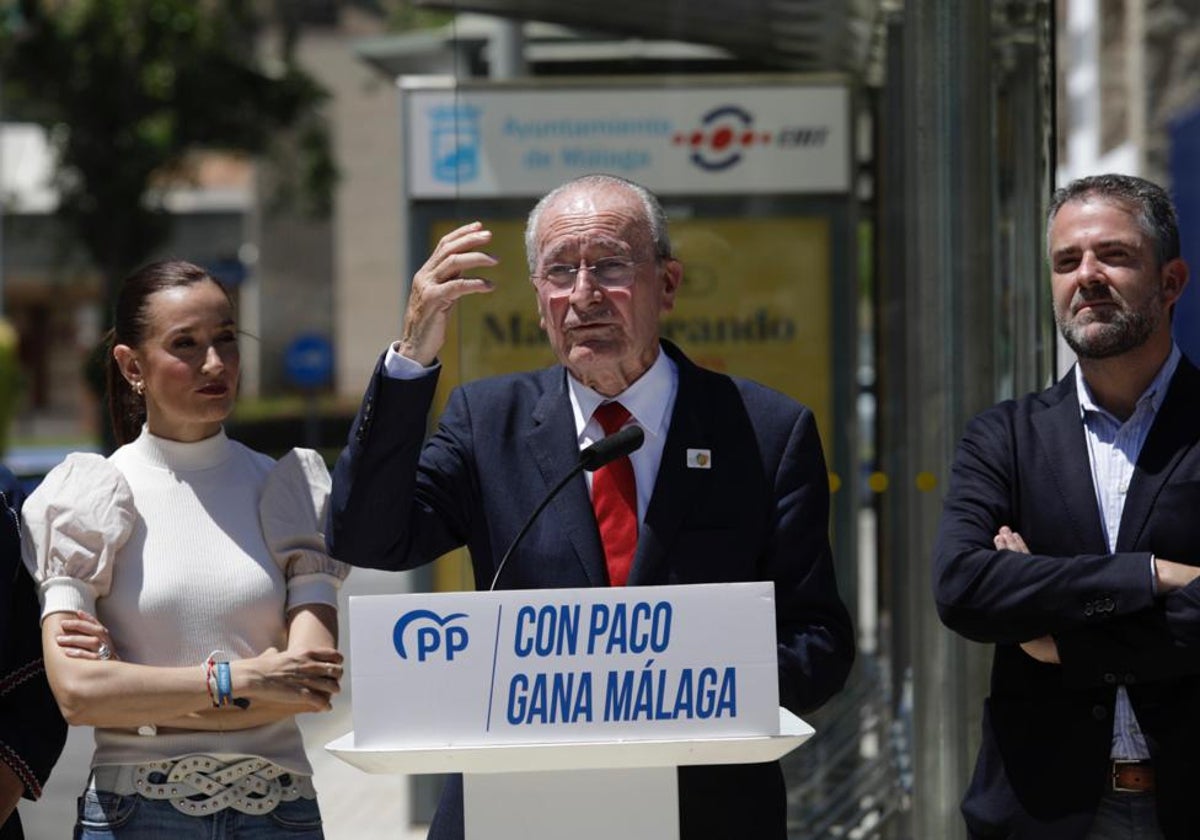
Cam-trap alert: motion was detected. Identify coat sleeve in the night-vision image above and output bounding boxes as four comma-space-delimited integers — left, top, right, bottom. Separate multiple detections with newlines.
0, 473, 66, 806
930, 407, 1197, 687
328, 357, 475, 570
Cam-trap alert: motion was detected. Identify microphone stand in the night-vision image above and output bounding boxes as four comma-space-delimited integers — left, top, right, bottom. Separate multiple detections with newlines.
487, 463, 586, 591
488, 425, 644, 591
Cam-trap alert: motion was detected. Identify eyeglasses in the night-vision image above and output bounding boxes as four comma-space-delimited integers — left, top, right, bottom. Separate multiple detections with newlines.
535, 258, 643, 293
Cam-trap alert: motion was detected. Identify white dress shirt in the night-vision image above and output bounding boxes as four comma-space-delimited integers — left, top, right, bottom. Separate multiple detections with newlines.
566, 349, 678, 523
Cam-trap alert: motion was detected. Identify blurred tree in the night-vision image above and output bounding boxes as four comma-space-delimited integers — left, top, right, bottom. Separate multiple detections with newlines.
0, 0, 333, 307
384, 2, 453, 31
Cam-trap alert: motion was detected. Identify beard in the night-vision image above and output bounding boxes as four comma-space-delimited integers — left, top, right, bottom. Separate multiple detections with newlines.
1056, 295, 1160, 360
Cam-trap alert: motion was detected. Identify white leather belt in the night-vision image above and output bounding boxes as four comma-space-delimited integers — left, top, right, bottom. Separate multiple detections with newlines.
89, 755, 316, 817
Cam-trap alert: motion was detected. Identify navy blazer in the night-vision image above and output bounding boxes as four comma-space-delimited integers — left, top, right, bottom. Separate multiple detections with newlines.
0, 467, 67, 839
330, 341, 855, 840
934, 357, 1200, 840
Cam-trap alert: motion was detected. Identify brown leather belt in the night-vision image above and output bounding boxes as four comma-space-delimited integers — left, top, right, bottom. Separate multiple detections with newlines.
1111, 760, 1155, 793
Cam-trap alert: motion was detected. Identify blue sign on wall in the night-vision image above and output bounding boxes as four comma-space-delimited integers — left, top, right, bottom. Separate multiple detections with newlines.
430, 104, 481, 185
205, 257, 248, 288
284, 333, 334, 389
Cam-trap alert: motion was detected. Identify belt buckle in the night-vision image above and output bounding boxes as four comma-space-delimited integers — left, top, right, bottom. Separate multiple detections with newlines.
1111, 759, 1152, 793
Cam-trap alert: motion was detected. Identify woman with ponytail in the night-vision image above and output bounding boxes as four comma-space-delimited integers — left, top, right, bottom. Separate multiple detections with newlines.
21, 260, 349, 838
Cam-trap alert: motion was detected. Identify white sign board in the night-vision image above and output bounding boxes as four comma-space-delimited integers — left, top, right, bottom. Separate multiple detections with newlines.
403, 83, 850, 198
350, 582, 779, 749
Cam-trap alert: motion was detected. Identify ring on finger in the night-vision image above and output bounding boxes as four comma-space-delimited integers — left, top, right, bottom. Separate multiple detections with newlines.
97, 643, 112, 661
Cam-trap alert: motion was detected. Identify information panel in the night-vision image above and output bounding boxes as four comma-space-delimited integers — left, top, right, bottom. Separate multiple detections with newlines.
350, 583, 779, 748
404, 82, 850, 198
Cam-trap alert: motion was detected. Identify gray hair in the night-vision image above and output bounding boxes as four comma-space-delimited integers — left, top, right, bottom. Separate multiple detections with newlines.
1047, 173, 1180, 269
524, 174, 673, 273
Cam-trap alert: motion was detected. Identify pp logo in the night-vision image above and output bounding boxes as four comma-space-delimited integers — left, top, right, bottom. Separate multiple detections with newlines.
393, 610, 470, 662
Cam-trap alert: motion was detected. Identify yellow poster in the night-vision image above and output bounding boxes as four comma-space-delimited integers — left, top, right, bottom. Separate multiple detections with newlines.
663, 218, 832, 442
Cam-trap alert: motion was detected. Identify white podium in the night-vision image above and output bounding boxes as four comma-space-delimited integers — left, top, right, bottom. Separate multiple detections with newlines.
327, 584, 812, 839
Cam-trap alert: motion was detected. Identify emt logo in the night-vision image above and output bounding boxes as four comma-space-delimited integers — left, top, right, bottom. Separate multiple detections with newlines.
673, 104, 831, 172
393, 609, 470, 662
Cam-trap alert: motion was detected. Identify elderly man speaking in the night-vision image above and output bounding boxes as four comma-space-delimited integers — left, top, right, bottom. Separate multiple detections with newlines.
329, 173, 855, 840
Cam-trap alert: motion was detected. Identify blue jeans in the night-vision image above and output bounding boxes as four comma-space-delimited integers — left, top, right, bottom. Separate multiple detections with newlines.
1083, 791, 1164, 840
75, 789, 324, 840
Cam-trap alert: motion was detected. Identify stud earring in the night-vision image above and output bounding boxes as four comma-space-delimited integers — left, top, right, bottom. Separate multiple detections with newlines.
133, 381, 145, 396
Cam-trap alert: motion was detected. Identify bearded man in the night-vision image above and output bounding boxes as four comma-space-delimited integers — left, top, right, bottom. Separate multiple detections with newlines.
934, 173, 1200, 840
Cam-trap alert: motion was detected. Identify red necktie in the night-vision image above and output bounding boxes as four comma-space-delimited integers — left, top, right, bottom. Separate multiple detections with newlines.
591, 401, 638, 586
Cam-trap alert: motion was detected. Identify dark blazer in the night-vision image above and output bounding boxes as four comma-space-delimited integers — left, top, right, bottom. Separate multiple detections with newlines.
933, 357, 1200, 840
330, 340, 855, 840
0, 467, 67, 840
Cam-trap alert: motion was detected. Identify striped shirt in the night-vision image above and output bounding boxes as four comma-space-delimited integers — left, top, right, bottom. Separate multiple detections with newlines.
1074, 343, 1180, 760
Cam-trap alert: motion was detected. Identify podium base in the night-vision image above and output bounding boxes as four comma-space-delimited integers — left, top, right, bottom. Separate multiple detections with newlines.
465, 766, 678, 840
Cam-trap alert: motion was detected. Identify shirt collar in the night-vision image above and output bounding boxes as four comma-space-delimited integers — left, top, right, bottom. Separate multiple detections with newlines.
1075, 343, 1181, 421
567, 345, 678, 441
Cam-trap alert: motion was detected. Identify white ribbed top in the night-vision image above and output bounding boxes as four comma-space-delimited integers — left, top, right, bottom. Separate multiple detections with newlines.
22, 428, 346, 774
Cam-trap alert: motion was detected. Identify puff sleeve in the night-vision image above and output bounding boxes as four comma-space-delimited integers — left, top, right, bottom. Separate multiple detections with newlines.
260, 448, 350, 611
20, 454, 137, 619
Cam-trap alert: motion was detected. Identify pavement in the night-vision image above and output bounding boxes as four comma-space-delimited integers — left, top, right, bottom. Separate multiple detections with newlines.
17, 569, 432, 840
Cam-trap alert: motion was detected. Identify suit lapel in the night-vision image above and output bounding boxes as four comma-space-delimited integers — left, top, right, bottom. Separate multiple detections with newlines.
628, 346, 710, 585
526, 368, 609, 586
1117, 359, 1200, 551
1032, 372, 1109, 552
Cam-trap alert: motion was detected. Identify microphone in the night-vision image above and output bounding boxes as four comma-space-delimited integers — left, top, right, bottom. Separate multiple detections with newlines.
579, 425, 644, 471
488, 425, 646, 591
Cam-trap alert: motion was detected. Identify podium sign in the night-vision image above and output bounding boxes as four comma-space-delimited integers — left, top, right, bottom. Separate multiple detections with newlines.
350, 582, 779, 749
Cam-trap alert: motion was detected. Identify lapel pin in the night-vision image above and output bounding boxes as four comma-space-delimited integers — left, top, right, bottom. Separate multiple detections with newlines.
686, 448, 712, 469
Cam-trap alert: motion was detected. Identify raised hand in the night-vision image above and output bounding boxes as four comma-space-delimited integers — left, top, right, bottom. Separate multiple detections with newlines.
398, 221, 498, 366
